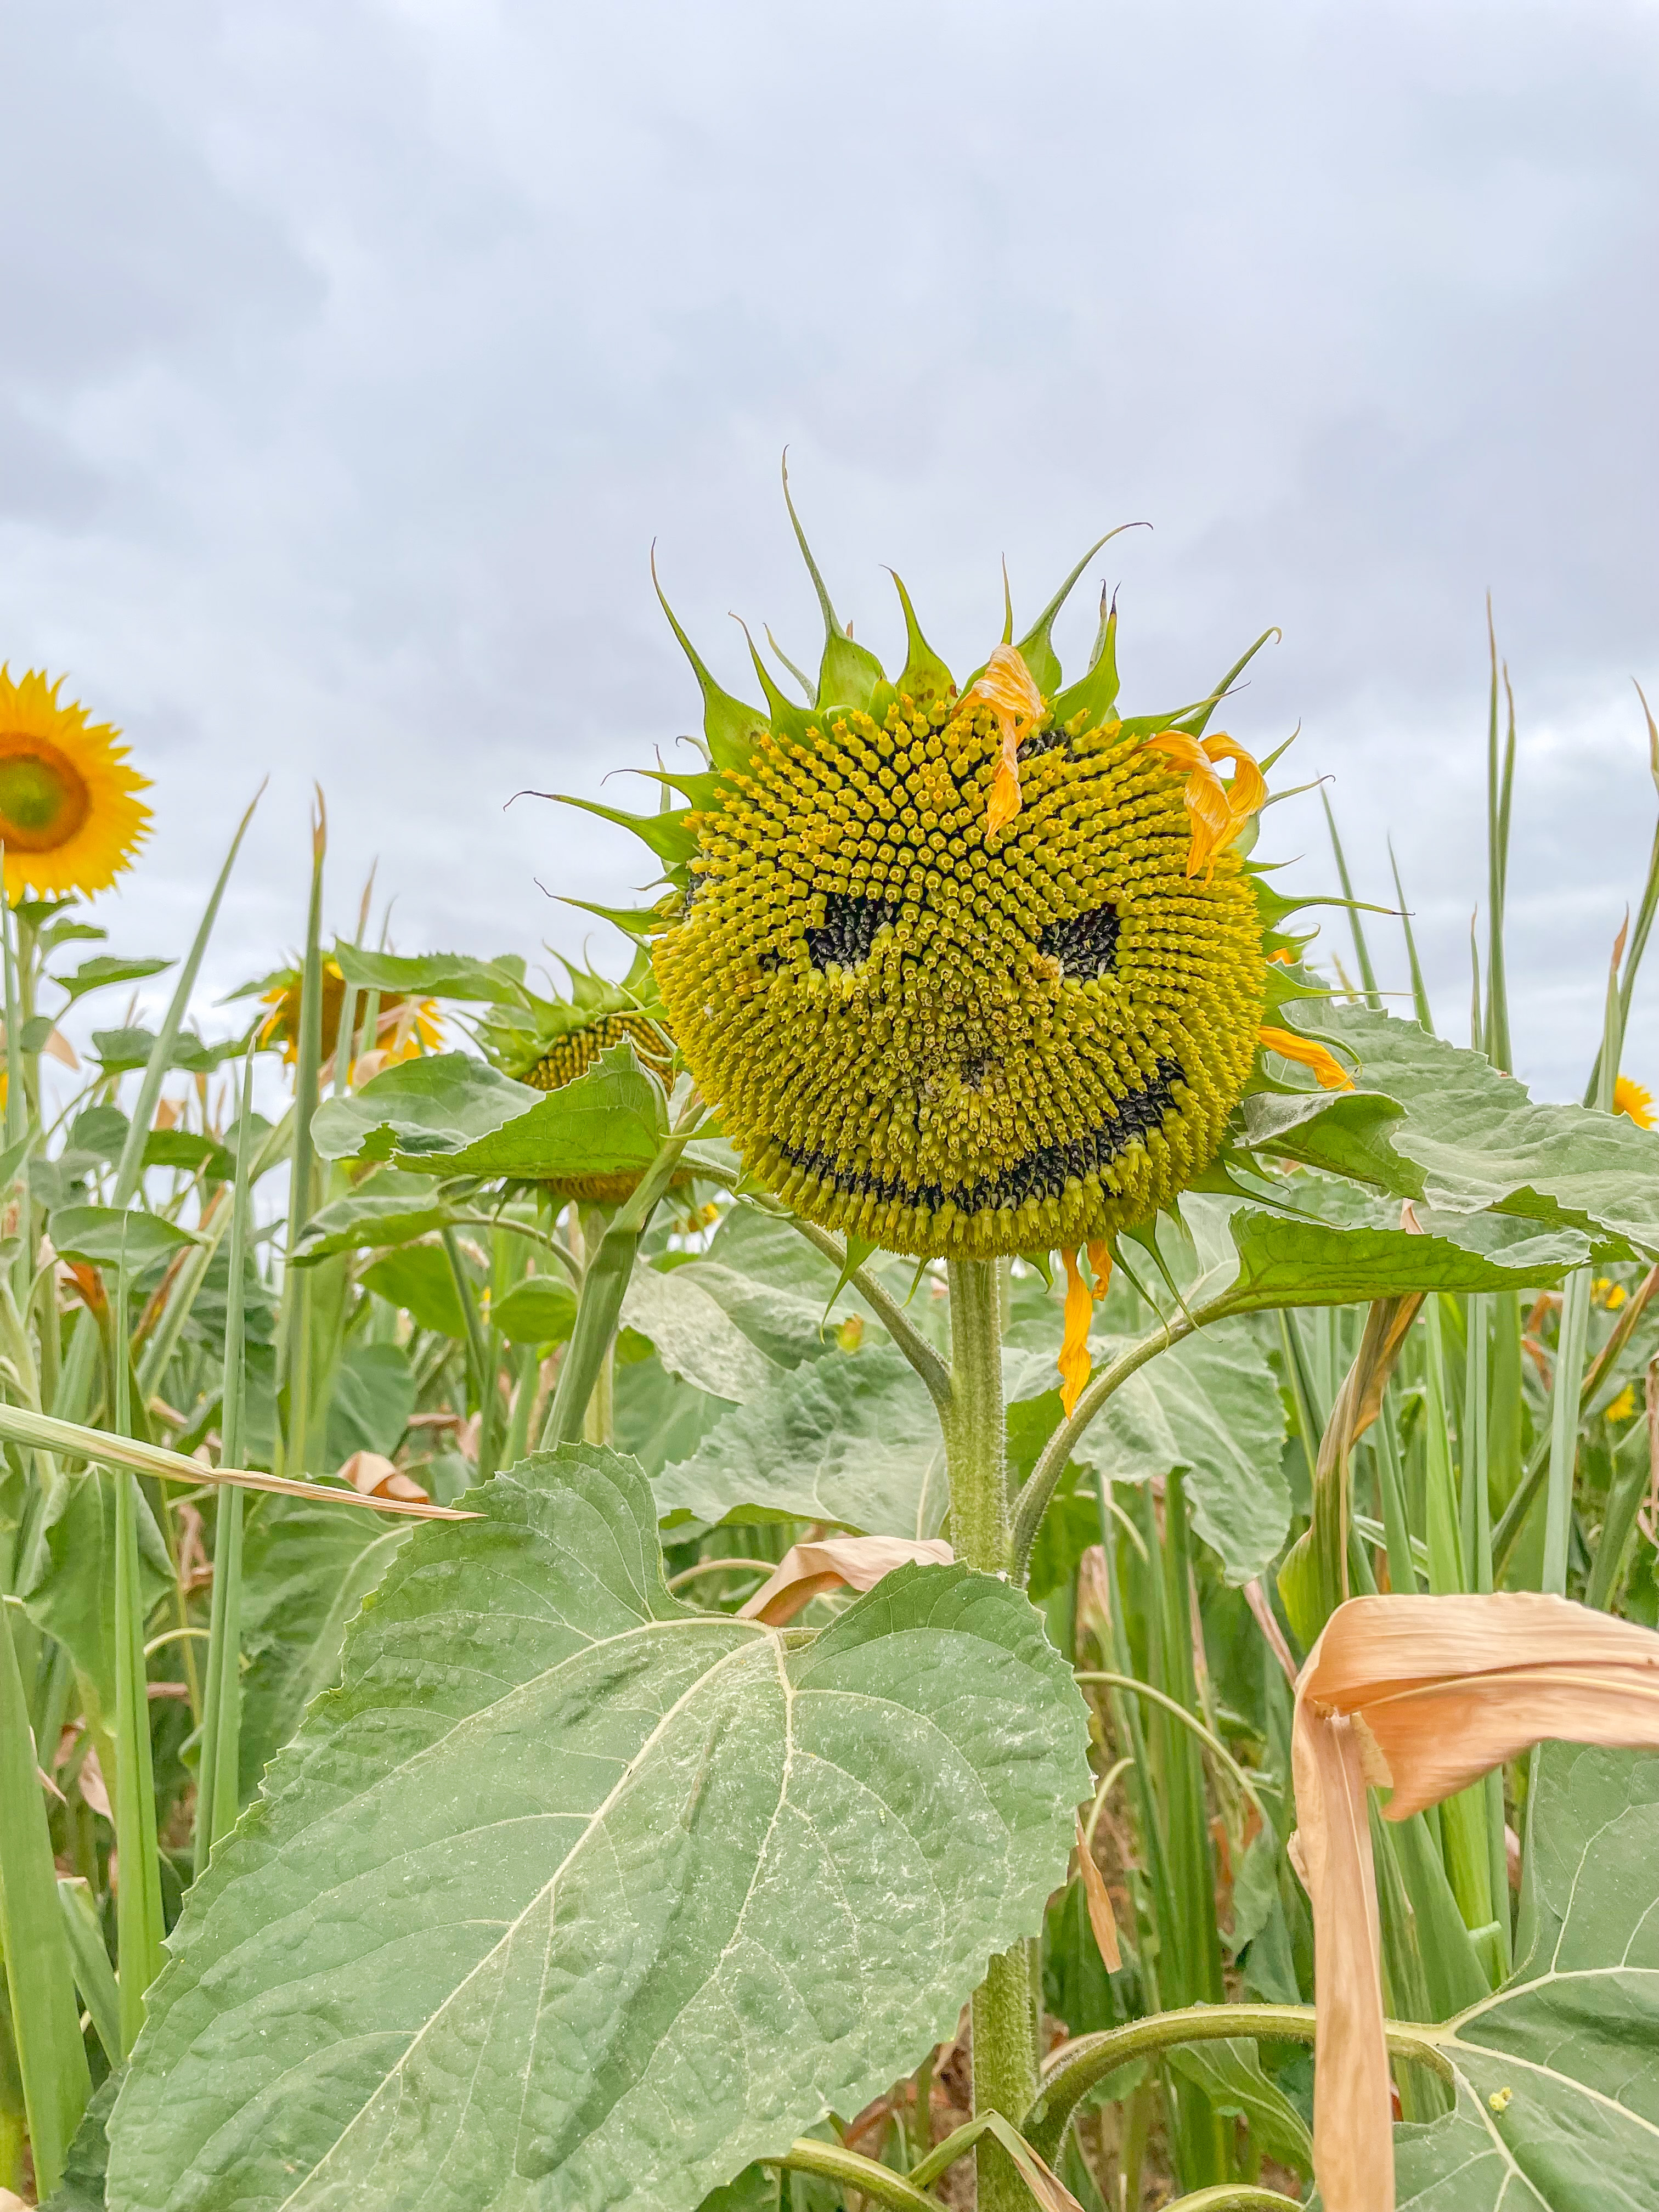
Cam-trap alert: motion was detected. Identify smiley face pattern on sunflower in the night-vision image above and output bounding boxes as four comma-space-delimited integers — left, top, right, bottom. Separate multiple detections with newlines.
653, 691, 1266, 1259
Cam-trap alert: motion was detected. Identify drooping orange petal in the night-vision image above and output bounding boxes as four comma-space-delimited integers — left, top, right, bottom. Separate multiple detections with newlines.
1058, 1246, 1093, 1414
1201, 731, 1267, 851
1086, 1239, 1113, 1297
1293, 1593, 1659, 2212
1144, 731, 1233, 878
1259, 1025, 1355, 1091
963, 644, 1045, 836
736, 1534, 954, 1626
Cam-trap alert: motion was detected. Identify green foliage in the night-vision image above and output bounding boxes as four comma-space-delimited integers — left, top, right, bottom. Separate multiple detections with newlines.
1392, 1743, 1659, 2205
109, 1447, 1090, 2212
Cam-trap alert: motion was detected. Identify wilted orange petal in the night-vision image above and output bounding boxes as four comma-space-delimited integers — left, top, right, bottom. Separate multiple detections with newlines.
1201, 732, 1267, 851
1086, 1239, 1113, 1296
736, 1535, 953, 1626
963, 645, 1045, 837
1259, 1025, 1355, 1091
1144, 731, 1233, 878
1058, 1247, 1093, 1414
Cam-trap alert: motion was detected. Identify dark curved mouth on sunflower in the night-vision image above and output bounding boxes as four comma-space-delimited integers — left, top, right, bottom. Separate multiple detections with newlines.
779, 1056, 1184, 1215
800, 890, 1120, 979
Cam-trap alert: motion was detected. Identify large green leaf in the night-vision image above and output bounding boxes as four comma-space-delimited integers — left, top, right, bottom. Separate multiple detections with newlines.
108, 1447, 1089, 2212
621, 1262, 783, 1404
1390, 1742, 1659, 2208
654, 1341, 948, 1537
490, 1273, 579, 1346
323, 1341, 416, 1466
1246, 1007, 1659, 1260
235, 1490, 411, 1801
311, 1052, 540, 1164
334, 946, 532, 1007
21, 1475, 172, 1719
361, 1244, 472, 1339
47, 1205, 204, 1270
292, 1190, 462, 1265
1077, 1323, 1289, 1584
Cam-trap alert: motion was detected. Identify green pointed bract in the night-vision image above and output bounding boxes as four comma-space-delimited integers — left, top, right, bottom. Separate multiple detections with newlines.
558, 896, 673, 940
551, 793, 700, 877
733, 617, 818, 744
1175, 628, 1282, 738
887, 570, 955, 710
780, 454, 887, 714
1014, 525, 1139, 697
764, 625, 815, 702
1051, 586, 1121, 727
651, 549, 768, 775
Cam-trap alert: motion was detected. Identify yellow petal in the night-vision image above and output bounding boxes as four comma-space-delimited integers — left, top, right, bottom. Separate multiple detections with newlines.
1259, 1025, 1355, 1091
1058, 1246, 1093, 1414
962, 644, 1045, 836
1144, 731, 1233, 878
1615, 1074, 1655, 1128
1201, 731, 1268, 850
1294, 1593, 1659, 2212
1086, 1239, 1113, 1299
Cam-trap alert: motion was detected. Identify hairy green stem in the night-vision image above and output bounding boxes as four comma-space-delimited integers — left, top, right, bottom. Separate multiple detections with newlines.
772, 2137, 938, 2211
943, 1257, 1036, 2212
1024, 2000, 1451, 2165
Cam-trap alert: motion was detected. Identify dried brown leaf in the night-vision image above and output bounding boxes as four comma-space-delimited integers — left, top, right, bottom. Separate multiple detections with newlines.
736, 1536, 953, 1626
1073, 1816, 1121, 1971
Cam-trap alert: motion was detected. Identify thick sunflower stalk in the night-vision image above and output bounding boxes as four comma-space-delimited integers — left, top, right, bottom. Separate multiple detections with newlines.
571, 483, 1357, 2208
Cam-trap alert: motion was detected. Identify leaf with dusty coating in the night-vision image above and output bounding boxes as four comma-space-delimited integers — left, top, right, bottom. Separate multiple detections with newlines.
108, 1446, 1090, 2212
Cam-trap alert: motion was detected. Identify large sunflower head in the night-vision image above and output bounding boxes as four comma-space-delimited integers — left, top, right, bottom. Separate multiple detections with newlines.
0, 667, 151, 901
477, 951, 675, 1203
565, 485, 1338, 1262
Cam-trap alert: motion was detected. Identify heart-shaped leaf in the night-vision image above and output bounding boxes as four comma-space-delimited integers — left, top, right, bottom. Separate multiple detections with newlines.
108, 1446, 1089, 2212
1390, 1741, 1659, 2207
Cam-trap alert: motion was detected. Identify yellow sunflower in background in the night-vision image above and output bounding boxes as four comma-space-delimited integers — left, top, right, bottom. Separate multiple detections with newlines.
257, 959, 441, 1072
0, 667, 151, 901
1615, 1075, 1655, 1130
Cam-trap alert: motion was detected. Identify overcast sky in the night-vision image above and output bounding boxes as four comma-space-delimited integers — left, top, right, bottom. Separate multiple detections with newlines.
3, 0, 1657, 1101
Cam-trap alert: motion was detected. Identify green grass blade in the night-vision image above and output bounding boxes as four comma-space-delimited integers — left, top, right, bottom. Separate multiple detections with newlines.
110, 788, 262, 1206
1541, 1268, 1592, 1598
1320, 789, 1381, 1009
1387, 838, 1434, 1032
196, 1049, 257, 1875
1372, 1393, 1418, 1596
109, 1267, 165, 2051
279, 802, 328, 1475
0, 1596, 92, 2196
1481, 612, 1515, 1073
55, 1876, 121, 2064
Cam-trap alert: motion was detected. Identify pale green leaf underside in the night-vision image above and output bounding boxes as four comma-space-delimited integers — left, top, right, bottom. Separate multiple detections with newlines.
653, 1342, 949, 1538
1252, 1006, 1659, 1260
109, 1447, 1088, 2212
1392, 1743, 1659, 2210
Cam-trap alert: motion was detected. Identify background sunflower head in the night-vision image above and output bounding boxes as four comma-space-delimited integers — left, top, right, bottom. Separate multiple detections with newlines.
477, 949, 675, 1203
0, 667, 151, 902
256, 958, 442, 1073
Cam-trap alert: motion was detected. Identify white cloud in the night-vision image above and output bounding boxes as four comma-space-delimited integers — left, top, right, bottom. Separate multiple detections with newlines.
1, 0, 1655, 1096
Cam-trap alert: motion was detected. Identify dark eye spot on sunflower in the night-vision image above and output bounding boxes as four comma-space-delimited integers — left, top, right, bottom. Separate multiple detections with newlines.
782, 1056, 1184, 1214
959, 1049, 998, 1091
757, 950, 780, 973
805, 890, 899, 972
1016, 726, 1069, 763
1039, 901, 1120, 981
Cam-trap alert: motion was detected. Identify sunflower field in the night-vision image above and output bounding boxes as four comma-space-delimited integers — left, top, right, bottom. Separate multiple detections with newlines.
4, 507, 1659, 2212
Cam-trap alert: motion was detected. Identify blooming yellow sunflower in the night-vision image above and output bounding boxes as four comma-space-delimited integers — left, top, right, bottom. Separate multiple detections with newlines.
0, 667, 151, 901
1615, 1075, 1655, 1129
560, 484, 1348, 1396
256, 960, 441, 1072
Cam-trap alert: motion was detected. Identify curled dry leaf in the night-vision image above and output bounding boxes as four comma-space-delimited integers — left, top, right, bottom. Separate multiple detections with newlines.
1292, 1592, 1659, 2212
1074, 1815, 1122, 1971
736, 1534, 954, 1626
337, 1448, 431, 1505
